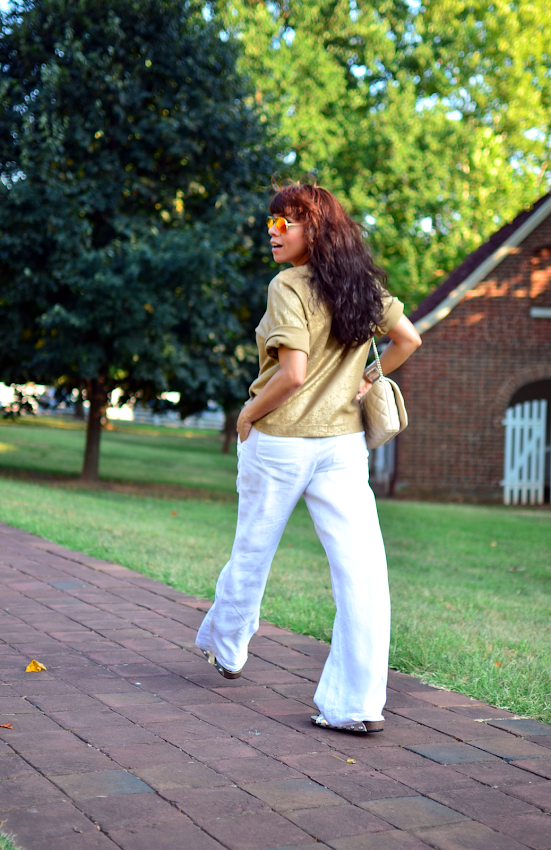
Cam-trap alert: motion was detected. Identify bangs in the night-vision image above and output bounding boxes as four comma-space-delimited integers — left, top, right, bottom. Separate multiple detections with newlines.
268, 202, 303, 219
269, 186, 310, 219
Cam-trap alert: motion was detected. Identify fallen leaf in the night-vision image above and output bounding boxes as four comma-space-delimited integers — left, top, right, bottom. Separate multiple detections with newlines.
332, 754, 356, 763
26, 659, 47, 673
0, 722, 13, 729
490, 541, 497, 547
170, 510, 178, 516
495, 661, 503, 668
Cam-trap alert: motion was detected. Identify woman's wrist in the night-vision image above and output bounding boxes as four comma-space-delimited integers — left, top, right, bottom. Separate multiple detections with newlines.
363, 363, 380, 383
238, 402, 255, 424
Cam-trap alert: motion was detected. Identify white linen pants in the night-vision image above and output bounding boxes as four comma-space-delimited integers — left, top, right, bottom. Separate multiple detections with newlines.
195, 426, 390, 725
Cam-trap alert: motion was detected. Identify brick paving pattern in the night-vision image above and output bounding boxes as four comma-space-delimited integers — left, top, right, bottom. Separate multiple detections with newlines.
1, 521, 551, 850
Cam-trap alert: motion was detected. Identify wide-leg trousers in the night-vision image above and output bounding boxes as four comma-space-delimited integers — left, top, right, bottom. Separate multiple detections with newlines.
195, 426, 390, 724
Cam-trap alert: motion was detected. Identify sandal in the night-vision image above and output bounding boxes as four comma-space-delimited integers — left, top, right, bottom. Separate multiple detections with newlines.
202, 650, 243, 679
311, 714, 384, 734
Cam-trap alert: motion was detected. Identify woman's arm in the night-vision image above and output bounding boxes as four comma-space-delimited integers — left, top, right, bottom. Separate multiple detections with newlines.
237, 346, 307, 442
357, 315, 421, 400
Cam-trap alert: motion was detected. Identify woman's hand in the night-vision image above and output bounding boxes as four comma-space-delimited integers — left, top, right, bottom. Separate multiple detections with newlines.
356, 377, 373, 402
237, 404, 254, 443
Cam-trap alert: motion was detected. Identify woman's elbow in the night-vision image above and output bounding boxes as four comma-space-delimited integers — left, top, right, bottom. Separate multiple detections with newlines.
280, 368, 306, 391
388, 316, 422, 352
397, 331, 421, 355
278, 349, 307, 390
289, 372, 306, 390
405, 325, 422, 351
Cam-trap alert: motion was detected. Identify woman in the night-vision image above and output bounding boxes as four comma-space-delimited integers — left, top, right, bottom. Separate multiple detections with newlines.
196, 183, 421, 733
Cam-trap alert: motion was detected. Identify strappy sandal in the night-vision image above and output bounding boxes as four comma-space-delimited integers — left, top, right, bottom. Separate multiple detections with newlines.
202, 650, 243, 679
311, 714, 384, 734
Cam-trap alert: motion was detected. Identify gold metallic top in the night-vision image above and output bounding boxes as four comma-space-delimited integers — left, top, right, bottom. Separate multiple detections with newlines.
250, 264, 404, 437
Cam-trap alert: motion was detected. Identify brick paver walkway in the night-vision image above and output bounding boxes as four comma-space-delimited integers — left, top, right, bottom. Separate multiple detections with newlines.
1, 522, 551, 850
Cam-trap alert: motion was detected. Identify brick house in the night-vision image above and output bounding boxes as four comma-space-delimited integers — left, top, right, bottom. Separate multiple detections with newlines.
372, 192, 551, 504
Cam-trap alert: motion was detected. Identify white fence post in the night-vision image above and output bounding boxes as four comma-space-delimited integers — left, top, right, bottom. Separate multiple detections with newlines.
502, 399, 547, 505
368, 440, 396, 496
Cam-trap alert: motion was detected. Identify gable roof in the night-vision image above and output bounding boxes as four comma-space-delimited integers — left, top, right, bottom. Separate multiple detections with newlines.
410, 192, 551, 334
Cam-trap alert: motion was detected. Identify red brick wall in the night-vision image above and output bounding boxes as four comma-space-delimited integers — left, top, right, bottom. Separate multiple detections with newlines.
394, 215, 551, 502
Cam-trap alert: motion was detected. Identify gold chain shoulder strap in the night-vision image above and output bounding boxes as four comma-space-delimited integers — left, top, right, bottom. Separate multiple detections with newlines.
371, 338, 384, 381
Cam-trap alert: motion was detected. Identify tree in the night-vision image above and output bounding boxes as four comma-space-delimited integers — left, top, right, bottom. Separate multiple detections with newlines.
220, 0, 551, 310
0, 0, 274, 479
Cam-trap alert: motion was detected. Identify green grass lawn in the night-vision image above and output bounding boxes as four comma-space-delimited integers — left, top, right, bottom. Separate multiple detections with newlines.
0, 418, 550, 722
0, 416, 237, 492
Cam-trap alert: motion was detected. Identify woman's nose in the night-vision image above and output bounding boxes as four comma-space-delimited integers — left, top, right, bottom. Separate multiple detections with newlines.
268, 224, 280, 237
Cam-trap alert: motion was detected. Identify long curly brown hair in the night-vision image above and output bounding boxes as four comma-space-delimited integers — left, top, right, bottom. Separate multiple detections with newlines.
269, 182, 387, 347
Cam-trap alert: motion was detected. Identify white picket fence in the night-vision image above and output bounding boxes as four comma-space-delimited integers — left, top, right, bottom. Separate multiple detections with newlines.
369, 440, 395, 495
502, 399, 548, 505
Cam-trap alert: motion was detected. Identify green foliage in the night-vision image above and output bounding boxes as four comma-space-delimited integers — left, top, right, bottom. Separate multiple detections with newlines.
1, 0, 268, 226
0, 0, 274, 441
222, 0, 551, 309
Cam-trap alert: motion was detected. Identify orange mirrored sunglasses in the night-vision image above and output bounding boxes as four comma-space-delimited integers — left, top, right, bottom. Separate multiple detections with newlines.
266, 215, 302, 234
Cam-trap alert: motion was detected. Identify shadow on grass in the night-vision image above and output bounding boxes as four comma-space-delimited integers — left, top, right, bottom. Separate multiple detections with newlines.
0, 467, 238, 503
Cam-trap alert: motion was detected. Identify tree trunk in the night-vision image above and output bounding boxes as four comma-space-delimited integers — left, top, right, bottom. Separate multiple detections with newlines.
81, 379, 108, 482
222, 408, 239, 454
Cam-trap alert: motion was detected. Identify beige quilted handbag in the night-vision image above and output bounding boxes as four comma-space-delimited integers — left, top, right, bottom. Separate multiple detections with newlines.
361, 339, 408, 449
